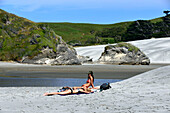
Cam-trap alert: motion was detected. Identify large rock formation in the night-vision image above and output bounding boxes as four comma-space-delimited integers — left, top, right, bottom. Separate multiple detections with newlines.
98, 43, 150, 65
0, 9, 80, 65
21, 42, 81, 65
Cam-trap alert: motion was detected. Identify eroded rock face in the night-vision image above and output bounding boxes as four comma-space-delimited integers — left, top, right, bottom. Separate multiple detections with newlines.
77, 55, 93, 63
98, 43, 150, 65
21, 43, 81, 65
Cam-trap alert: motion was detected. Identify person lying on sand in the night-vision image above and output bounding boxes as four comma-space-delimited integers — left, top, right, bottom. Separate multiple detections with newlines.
43, 87, 94, 96
73, 71, 99, 90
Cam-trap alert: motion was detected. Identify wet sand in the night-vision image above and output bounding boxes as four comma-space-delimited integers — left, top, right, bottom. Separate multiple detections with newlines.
0, 62, 167, 79
0, 62, 168, 87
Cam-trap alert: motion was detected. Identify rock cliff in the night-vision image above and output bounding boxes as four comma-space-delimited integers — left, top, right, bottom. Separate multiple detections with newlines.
21, 42, 81, 65
0, 9, 80, 65
98, 43, 150, 65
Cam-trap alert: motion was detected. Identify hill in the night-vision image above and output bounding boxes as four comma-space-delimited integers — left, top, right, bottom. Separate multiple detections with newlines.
40, 22, 132, 46
41, 15, 170, 46
0, 9, 80, 65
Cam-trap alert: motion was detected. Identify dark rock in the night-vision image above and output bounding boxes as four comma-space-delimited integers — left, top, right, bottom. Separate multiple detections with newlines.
35, 34, 40, 38
6, 21, 11, 25
29, 27, 34, 31
0, 39, 3, 48
71, 43, 82, 46
19, 34, 26, 39
90, 30, 95, 34
42, 27, 46, 30
30, 37, 38, 45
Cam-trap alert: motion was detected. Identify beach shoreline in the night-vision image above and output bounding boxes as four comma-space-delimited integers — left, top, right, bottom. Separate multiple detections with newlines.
1, 36, 170, 112
0, 61, 167, 79
1, 61, 167, 87
0, 65, 170, 113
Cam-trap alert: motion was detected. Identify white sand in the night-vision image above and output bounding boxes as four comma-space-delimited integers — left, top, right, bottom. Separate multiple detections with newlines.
75, 37, 170, 63
75, 44, 107, 61
129, 37, 170, 63
0, 65, 170, 113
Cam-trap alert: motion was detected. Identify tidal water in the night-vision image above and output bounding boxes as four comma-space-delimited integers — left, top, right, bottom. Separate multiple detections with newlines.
0, 63, 164, 87
0, 77, 121, 87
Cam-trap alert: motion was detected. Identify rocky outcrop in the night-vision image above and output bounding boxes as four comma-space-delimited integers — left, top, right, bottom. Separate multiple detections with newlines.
21, 43, 81, 65
98, 43, 150, 65
0, 9, 81, 65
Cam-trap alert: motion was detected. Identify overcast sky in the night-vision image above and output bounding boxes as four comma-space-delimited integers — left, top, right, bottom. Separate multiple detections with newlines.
0, 0, 169, 24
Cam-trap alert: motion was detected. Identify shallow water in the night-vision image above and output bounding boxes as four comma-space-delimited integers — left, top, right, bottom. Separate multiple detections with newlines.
0, 77, 121, 87
0, 63, 165, 87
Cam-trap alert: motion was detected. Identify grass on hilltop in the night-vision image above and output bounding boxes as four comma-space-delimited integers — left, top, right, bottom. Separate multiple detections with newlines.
40, 21, 132, 46
41, 15, 165, 46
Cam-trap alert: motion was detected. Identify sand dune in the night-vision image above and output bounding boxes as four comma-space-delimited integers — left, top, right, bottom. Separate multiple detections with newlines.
129, 37, 170, 63
75, 37, 170, 63
0, 65, 170, 112
75, 45, 107, 61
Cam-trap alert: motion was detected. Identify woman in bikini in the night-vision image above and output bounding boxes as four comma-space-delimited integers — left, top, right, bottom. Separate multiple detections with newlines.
73, 71, 97, 90
43, 87, 93, 96
43, 71, 98, 96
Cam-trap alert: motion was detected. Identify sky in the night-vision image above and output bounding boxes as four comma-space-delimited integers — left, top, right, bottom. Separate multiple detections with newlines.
0, 0, 169, 24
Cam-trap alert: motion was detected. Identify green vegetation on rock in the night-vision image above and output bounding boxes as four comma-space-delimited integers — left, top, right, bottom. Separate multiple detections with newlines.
99, 42, 150, 65
0, 9, 60, 61
114, 42, 139, 53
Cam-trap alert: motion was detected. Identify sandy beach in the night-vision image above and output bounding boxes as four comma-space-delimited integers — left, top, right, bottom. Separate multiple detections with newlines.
0, 38, 170, 112
0, 65, 170, 113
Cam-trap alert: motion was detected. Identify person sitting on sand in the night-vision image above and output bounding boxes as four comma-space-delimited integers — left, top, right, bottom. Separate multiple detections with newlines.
43, 87, 94, 96
73, 71, 98, 90
74, 71, 99, 89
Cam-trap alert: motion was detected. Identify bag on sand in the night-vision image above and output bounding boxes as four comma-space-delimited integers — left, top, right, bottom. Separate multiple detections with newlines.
100, 83, 111, 91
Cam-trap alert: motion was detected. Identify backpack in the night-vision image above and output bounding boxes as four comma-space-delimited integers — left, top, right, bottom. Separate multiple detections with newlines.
100, 83, 111, 91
